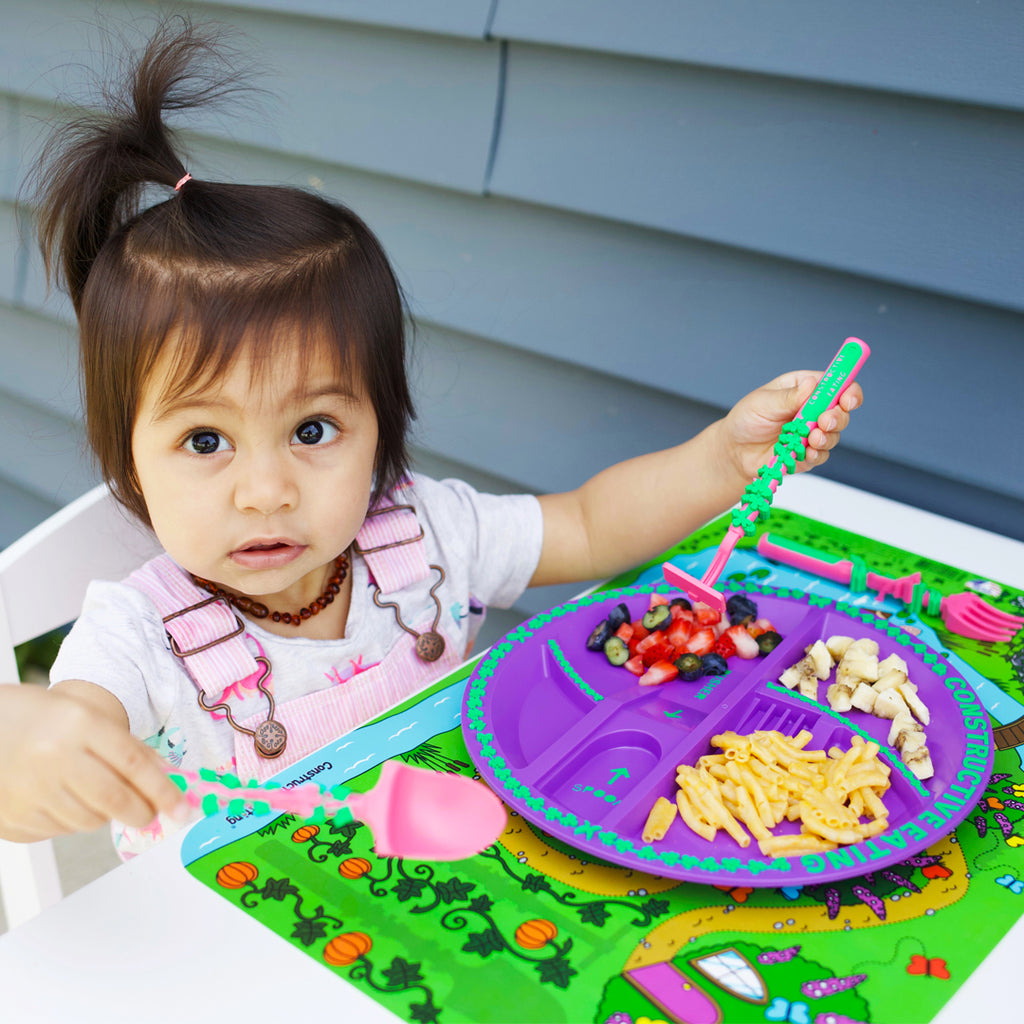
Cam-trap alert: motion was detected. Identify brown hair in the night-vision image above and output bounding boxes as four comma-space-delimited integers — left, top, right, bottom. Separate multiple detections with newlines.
29, 17, 414, 525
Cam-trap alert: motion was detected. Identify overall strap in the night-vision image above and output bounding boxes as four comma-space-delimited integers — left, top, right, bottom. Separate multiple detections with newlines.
124, 484, 430, 697
125, 554, 259, 699
354, 480, 433, 593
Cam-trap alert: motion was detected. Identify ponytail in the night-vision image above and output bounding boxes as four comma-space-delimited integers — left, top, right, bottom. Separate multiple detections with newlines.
31, 16, 246, 310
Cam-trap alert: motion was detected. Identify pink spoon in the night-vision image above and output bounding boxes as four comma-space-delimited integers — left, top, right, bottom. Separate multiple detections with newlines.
170, 758, 507, 861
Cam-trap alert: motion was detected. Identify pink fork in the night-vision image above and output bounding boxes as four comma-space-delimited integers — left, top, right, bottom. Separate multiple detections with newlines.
757, 533, 1024, 643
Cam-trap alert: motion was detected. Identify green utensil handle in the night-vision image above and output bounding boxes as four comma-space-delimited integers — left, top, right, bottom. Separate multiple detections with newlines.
730, 337, 871, 536
796, 337, 871, 426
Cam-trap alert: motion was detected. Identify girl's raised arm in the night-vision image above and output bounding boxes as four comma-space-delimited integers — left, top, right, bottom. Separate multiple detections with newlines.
532, 369, 862, 588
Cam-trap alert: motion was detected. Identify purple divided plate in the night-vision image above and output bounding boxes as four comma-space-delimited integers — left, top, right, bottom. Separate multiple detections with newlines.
461, 581, 994, 887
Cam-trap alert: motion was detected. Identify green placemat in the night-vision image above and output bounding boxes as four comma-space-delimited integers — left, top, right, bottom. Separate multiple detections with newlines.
183, 511, 1024, 1023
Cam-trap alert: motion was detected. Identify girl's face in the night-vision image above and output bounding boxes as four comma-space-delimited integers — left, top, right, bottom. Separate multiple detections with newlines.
131, 335, 378, 618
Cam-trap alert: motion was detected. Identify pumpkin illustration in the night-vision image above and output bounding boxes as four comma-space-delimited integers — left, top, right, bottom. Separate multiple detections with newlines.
324, 931, 372, 966
291, 824, 320, 842
216, 861, 258, 889
515, 919, 557, 949
338, 857, 372, 879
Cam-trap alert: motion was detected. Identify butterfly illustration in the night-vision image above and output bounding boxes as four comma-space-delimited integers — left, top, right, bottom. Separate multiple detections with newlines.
996, 874, 1024, 894
763, 997, 810, 1023
714, 884, 753, 903
779, 886, 803, 901
906, 955, 951, 979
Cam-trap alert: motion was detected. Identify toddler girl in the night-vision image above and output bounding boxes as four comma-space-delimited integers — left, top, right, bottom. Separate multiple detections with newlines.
0, 20, 861, 856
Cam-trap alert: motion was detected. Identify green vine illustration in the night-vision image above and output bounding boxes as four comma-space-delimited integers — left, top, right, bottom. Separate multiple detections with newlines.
348, 956, 443, 1023
441, 900, 578, 989
476, 844, 672, 929
236, 874, 344, 945
297, 817, 363, 861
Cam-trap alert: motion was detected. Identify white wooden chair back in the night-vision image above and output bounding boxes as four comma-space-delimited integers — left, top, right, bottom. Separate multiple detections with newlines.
0, 484, 161, 930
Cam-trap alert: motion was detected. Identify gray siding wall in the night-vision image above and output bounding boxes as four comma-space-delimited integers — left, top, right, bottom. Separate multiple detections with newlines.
2, 2, 1022, 634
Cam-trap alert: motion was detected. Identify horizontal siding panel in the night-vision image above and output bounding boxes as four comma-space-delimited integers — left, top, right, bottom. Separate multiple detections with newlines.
814, 447, 1024, 547
411, 322, 720, 497
1, 1, 501, 193
0, 200, 22, 306
0, 387, 94, 504
489, 44, 1024, 313
411, 323, 1024, 547
1, 95, 20, 196
0, 474, 59, 550
490, 1, 1024, 111
0, 302, 79, 416
11, 134, 1024, 510
195, 0, 493, 38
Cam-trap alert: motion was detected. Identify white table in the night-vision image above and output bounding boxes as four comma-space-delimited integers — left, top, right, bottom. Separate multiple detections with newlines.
1, 476, 1022, 1023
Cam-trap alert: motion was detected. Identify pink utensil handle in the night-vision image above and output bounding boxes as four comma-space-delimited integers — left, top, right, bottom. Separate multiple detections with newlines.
169, 768, 351, 820
756, 534, 855, 585
756, 533, 924, 603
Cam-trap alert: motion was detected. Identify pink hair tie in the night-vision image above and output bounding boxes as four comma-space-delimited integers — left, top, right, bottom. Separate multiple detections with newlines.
174, 172, 193, 192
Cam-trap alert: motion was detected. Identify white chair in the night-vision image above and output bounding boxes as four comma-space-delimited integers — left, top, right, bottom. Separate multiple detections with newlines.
0, 484, 161, 930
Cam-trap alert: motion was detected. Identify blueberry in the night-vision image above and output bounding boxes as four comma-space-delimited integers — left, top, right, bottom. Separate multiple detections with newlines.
607, 602, 631, 630
701, 653, 729, 676
586, 619, 613, 651
757, 630, 783, 655
603, 636, 630, 666
726, 594, 758, 625
674, 652, 703, 682
641, 605, 671, 631
670, 597, 692, 611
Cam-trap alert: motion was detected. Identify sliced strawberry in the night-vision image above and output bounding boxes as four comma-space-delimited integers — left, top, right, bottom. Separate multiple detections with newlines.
648, 592, 670, 609
747, 618, 777, 638
614, 621, 635, 643
670, 606, 695, 627
642, 640, 675, 667
624, 654, 645, 676
638, 660, 679, 686
694, 603, 722, 627
725, 624, 760, 659
685, 627, 716, 656
666, 617, 694, 650
634, 630, 666, 656
631, 620, 650, 643
712, 633, 737, 659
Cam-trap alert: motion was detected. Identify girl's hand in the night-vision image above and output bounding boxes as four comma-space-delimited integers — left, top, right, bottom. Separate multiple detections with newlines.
0, 682, 189, 843
719, 370, 863, 483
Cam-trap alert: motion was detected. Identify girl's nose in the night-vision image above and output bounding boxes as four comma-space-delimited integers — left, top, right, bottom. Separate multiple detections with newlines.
232, 448, 298, 515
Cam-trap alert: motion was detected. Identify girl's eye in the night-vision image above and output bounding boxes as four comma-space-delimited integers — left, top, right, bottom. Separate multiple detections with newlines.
293, 419, 339, 446
184, 430, 230, 455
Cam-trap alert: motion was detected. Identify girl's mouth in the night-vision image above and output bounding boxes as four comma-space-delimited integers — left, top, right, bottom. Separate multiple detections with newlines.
230, 540, 306, 569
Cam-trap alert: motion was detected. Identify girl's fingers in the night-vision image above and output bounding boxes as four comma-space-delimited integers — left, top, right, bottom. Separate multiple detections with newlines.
83, 717, 189, 825
41, 785, 111, 835
64, 752, 165, 830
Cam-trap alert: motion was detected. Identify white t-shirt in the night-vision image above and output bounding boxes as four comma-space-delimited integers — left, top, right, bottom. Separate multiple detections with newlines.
50, 474, 543, 855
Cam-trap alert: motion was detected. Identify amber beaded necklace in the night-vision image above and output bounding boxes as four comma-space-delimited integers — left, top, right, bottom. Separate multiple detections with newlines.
189, 553, 349, 627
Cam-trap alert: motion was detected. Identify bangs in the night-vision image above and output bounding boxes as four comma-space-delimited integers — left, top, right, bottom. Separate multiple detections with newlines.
139, 273, 368, 410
